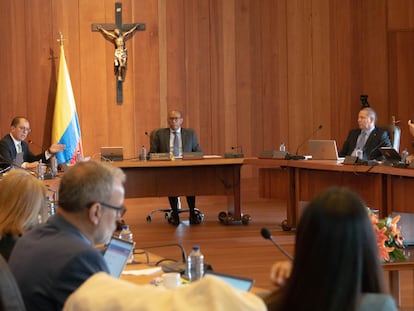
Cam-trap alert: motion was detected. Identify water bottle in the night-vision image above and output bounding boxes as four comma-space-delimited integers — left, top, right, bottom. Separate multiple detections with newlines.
279, 142, 286, 152
356, 148, 363, 159
401, 148, 409, 164
187, 246, 204, 282
76, 150, 82, 163
119, 225, 135, 263
37, 160, 44, 180
140, 145, 147, 161
50, 156, 58, 177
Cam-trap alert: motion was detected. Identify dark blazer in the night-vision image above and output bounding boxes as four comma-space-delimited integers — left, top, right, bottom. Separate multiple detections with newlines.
0, 134, 46, 166
339, 127, 392, 160
149, 128, 202, 154
9, 214, 109, 311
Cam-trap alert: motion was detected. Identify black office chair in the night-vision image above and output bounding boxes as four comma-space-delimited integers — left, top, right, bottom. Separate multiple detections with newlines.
381, 116, 401, 152
145, 128, 204, 224
145, 198, 204, 223
0, 254, 26, 311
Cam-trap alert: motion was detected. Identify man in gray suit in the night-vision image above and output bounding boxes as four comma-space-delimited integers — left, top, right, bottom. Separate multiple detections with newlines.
149, 110, 202, 225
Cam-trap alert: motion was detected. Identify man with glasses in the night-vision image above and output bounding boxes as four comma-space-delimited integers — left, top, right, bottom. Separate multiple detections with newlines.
0, 116, 65, 169
9, 161, 126, 311
149, 110, 202, 225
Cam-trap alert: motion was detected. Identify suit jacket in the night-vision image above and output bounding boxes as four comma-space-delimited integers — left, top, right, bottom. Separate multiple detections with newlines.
0, 134, 46, 167
9, 214, 109, 311
149, 128, 202, 154
339, 127, 391, 160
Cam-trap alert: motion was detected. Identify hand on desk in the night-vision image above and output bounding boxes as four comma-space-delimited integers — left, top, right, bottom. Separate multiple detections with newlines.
270, 260, 292, 288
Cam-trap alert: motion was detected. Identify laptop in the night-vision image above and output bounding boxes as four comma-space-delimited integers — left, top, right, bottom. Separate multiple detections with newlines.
204, 271, 254, 291
101, 146, 124, 161
308, 140, 343, 161
103, 237, 134, 277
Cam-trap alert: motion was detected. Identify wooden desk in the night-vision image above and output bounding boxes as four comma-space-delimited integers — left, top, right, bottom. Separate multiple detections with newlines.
383, 259, 414, 307
122, 250, 269, 296
112, 158, 245, 220
245, 158, 414, 229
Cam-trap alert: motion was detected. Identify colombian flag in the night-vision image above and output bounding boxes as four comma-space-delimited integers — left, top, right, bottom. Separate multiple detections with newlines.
52, 43, 83, 164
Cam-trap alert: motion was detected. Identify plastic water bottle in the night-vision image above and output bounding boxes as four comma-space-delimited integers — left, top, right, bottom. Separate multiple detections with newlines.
37, 160, 44, 180
187, 246, 204, 282
140, 145, 147, 161
279, 142, 286, 152
50, 156, 58, 177
119, 225, 135, 263
76, 150, 82, 163
401, 148, 409, 164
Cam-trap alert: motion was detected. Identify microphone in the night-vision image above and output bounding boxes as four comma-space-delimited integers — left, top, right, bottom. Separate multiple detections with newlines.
137, 243, 187, 263
293, 124, 323, 158
136, 243, 188, 273
261, 227, 294, 260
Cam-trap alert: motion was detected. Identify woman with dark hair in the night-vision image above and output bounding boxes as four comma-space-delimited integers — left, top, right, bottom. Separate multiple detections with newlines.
264, 187, 397, 311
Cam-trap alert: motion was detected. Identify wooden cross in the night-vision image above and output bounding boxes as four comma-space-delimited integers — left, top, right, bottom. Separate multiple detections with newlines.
92, 2, 145, 104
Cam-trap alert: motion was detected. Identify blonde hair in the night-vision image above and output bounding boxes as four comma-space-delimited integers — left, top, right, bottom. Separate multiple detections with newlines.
0, 169, 47, 236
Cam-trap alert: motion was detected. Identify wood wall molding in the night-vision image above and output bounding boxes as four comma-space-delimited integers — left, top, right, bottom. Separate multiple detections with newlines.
0, 0, 413, 167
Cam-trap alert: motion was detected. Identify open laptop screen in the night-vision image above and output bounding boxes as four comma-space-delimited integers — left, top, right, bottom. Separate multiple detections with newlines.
308, 140, 342, 160
103, 237, 134, 277
204, 271, 254, 291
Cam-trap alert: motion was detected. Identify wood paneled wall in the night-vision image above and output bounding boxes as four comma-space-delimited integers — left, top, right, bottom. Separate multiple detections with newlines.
0, 0, 414, 170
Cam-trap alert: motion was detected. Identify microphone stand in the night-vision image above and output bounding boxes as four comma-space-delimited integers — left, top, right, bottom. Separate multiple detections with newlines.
290, 124, 323, 160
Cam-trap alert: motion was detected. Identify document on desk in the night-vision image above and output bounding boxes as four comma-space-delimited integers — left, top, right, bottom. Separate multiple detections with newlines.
203, 155, 222, 158
122, 267, 162, 276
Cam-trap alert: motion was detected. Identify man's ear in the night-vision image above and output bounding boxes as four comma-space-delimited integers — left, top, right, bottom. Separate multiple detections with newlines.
88, 202, 102, 226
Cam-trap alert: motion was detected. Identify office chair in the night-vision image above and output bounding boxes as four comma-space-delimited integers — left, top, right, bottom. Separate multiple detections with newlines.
0, 254, 26, 311
145, 197, 204, 223
381, 116, 401, 152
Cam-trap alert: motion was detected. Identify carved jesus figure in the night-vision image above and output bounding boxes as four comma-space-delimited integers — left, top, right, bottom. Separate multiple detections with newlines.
97, 24, 138, 81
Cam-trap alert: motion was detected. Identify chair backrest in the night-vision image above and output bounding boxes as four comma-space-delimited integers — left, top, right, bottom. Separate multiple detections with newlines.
382, 124, 401, 152
0, 254, 26, 311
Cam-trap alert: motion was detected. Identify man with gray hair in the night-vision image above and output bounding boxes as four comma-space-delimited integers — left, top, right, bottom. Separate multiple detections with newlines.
339, 107, 391, 160
9, 161, 126, 311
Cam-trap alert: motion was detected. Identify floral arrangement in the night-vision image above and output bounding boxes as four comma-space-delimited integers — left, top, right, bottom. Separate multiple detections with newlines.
368, 209, 406, 262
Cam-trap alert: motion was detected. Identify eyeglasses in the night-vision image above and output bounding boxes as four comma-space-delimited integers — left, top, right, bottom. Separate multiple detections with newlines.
18, 126, 31, 133
168, 117, 182, 121
99, 202, 127, 217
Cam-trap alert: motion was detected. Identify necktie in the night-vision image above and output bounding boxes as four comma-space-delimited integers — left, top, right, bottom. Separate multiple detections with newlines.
356, 132, 367, 150
17, 142, 22, 153
173, 131, 179, 156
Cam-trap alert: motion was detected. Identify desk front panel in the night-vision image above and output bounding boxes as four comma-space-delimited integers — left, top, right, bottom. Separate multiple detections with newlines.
295, 168, 385, 215
121, 164, 241, 198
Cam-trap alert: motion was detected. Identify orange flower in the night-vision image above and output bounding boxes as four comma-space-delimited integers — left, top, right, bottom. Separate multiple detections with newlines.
368, 209, 405, 262
374, 225, 394, 261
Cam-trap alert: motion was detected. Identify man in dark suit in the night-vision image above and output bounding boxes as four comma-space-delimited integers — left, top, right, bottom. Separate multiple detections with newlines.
0, 116, 65, 169
339, 107, 391, 160
9, 161, 126, 311
149, 110, 202, 225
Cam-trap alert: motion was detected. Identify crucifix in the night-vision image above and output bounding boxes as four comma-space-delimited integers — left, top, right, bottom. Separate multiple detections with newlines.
92, 2, 145, 104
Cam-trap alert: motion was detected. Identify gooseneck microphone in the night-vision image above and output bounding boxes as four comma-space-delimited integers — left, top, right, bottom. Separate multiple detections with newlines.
294, 124, 323, 156
261, 227, 294, 260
